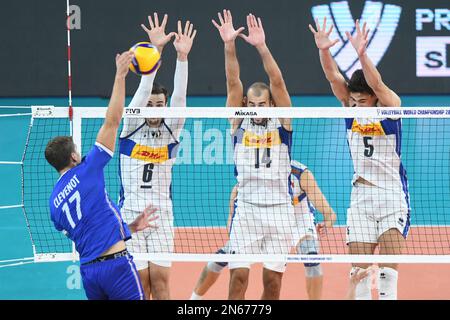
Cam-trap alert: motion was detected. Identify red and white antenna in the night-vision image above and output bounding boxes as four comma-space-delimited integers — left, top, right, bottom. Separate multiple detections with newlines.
66, 0, 73, 127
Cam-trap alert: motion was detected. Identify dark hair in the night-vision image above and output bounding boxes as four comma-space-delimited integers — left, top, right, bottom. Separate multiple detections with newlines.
45, 136, 76, 172
151, 82, 168, 104
247, 82, 272, 101
347, 69, 375, 95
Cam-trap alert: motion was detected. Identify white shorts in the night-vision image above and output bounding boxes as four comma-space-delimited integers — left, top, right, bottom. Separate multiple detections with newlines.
346, 183, 410, 244
122, 208, 174, 270
228, 200, 296, 273
293, 212, 318, 245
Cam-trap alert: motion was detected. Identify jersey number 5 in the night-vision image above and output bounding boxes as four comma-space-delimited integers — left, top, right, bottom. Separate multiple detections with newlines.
61, 191, 82, 229
363, 136, 374, 157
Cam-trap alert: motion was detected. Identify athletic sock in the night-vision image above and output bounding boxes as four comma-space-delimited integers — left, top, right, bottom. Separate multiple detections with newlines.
190, 292, 203, 300
378, 267, 398, 300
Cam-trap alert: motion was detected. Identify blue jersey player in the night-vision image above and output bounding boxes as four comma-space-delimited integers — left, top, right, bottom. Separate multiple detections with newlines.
45, 52, 159, 300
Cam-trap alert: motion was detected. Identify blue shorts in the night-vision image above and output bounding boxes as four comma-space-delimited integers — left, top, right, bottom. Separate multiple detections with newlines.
80, 254, 144, 300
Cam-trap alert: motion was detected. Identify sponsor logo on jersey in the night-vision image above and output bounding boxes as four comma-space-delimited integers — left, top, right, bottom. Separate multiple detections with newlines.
130, 144, 169, 163
351, 119, 386, 136
242, 131, 281, 148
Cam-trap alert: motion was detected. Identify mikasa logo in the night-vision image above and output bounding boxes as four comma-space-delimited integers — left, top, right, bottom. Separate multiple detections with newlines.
311, 1, 402, 78
235, 110, 258, 116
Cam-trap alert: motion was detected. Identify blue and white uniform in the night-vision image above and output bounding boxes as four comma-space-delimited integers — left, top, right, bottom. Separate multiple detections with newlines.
345, 117, 411, 244
119, 61, 187, 269
212, 161, 318, 272
228, 118, 295, 273
49, 143, 144, 300
290, 160, 318, 244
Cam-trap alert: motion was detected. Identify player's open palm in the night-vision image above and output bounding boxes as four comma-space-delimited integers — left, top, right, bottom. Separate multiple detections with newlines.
212, 9, 245, 44
133, 205, 160, 232
141, 12, 176, 53
115, 51, 133, 78
239, 14, 265, 48
173, 20, 197, 59
309, 17, 340, 50
346, 20, 369, 57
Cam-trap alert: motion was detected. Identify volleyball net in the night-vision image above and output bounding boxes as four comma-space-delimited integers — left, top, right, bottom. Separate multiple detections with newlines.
10, 105, 450, 264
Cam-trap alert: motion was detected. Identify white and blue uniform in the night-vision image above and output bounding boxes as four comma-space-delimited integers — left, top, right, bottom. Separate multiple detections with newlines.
119, 60, 188, 269
345, 117, 411, 244
228, 118, 296, 273
212, 161, 319, 272
49, 143, 144, 300
290, 160, 319, 244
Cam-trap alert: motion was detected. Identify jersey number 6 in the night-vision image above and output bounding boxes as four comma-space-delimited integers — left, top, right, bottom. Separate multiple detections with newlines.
141, 163, 154, 189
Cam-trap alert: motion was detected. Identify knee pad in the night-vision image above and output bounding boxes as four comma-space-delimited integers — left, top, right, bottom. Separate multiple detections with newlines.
207, 261, 227, 273
297, 239, 322, 277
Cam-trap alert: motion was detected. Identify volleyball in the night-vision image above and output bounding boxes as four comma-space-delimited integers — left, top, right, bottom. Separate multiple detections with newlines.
129, 42, 161, 75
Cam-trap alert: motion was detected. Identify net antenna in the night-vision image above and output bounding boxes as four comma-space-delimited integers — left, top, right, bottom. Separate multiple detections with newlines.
66, 0, 78, 261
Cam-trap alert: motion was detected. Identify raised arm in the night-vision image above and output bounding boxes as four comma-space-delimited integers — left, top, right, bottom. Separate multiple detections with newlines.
212, 10, 245, 108
240, 14, 291, 108
346, 20, 401, 107
128, 13, 175, 110
300, 169, 337, 228
309, 17, 349, 106
226, 184, 238, 233
171, 20, 197, 108
96, 52, 133, 152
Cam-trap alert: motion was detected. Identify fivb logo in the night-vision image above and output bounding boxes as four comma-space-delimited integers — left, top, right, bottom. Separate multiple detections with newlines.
311, 1, 402, 79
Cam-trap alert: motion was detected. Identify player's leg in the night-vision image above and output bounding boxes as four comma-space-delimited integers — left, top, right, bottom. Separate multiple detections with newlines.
261, 268, 284, 300
191, 263, 223, 300
377, 224, 407, 300
147, 211, 174, 300
348, 242, 376, 300
227, 201, 259, 300
228, 267, 250, 300
137, 266, 151, 299
149, 262, 171, 300
346, 186, 379, 300
191, 245, 229, 300
260, 203, 295, 300
375, 189, 410, 300
297, 237, 323, 300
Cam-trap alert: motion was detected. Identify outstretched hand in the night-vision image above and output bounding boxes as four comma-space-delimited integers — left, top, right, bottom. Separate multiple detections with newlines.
115, 51, 134, 79
308, 17, 340, 50
345, 19, 370, 57
130, 205, 160, 233
350, 267, 372, 286
173, 20, 197, 61
212, 9, 245, 44
141, 12, 176, 53
239, 14, 266, 49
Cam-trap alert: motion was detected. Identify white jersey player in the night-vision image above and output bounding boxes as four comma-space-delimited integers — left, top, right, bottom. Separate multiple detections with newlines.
120, 14, 196, 300
190, 160, 336, 300
310, 18, 410, 300
213, 10, 294, 300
